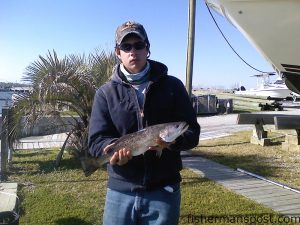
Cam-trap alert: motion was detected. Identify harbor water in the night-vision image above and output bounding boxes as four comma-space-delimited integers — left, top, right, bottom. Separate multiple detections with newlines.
0, 91, 13, 115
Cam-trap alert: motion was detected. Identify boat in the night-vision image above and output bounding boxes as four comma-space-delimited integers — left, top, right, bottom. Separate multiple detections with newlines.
234, 73, 298, 100
11, 87, 31, 102
205, 0, 300, 95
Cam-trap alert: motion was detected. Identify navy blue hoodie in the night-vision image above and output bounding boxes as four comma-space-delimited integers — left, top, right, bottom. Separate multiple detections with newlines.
88, 60, 200, 192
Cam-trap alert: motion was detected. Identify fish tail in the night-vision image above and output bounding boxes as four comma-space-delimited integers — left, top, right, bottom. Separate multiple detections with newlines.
97, 156, 110, 166
80, 157, 100, 177
80, 155, 109, 177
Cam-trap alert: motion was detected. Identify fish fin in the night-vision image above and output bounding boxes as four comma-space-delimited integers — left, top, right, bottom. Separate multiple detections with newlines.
80, 157, 98, 177
104, 142, 116, 154
80, 155, 108, 177
97, 156, 110, 166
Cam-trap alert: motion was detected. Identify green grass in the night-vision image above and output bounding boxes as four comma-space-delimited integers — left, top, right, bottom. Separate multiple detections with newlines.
7, 147, 300, 225
8, 150, 107, 225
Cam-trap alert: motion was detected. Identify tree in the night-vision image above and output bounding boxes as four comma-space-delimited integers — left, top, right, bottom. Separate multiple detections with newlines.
7, 49, 117, 165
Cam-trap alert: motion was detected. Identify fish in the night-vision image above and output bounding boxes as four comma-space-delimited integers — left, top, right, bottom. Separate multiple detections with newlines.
81, 121, 189, 176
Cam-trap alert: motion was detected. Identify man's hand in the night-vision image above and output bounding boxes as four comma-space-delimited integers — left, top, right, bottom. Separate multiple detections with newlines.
104, 143, 133, 166
110, 148, 132, 165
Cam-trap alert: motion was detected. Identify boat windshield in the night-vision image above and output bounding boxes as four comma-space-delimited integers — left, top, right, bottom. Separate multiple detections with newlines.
273, 79, 284, 85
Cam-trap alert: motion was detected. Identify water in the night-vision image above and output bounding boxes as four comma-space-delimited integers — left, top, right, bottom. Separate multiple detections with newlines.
0, 91, 13, 113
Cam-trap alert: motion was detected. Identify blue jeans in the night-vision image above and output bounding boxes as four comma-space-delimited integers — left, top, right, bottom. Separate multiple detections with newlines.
102, 184, 181, 225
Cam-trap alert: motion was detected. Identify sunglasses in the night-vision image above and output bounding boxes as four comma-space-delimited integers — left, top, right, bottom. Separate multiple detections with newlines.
118, 41, 147, 52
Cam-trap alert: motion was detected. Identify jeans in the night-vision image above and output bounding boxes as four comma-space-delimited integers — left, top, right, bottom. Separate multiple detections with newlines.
102, 184, 181, 225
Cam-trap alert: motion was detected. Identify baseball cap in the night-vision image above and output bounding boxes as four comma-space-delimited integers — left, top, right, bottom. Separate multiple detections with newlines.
115, 21, 149, 46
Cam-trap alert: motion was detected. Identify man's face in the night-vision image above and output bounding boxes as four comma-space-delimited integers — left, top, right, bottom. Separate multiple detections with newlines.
115, 35, 148, 74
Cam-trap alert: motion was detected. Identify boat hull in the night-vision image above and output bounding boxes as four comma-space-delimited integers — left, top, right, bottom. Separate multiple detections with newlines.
235, 88, 293, 99
206, 0, 300, 94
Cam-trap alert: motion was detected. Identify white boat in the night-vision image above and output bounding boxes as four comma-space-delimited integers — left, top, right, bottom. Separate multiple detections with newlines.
205, 0, 300, 94
11, 87, 31, 103
235, 73, 297, 100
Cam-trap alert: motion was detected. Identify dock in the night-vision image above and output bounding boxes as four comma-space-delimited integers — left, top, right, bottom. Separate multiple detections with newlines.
183, 155, 300, 217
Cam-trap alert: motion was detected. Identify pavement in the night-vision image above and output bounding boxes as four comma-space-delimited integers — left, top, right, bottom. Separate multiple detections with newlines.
182, 154, 300, 217
197, 113, 253, 140
13, 133, 67, 150
0, 183, 18, 212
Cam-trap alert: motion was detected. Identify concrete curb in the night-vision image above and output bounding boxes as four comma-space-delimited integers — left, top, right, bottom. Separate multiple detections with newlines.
0, 182, 18, 212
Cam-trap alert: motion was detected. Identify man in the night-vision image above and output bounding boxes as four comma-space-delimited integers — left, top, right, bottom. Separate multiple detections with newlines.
88, 21, 200, 225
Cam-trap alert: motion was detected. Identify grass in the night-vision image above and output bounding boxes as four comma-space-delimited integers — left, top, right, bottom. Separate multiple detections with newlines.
192, 130, 300, 190
6, 143, 300, 225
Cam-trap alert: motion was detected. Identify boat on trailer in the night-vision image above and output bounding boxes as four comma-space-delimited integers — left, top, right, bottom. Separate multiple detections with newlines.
235, 73, 299, 100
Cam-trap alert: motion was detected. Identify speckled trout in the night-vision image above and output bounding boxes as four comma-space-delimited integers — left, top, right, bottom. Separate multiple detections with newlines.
81, 122, 189, 176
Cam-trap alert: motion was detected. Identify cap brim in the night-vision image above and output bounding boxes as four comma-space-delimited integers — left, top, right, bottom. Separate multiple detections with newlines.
118, 31, 146, 44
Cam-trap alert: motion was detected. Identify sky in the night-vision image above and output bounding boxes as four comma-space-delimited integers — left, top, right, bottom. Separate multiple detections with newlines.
0, 0, 273, 89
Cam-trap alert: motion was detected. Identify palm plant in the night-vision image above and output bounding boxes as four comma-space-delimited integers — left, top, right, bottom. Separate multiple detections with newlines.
7, 49, 117, 165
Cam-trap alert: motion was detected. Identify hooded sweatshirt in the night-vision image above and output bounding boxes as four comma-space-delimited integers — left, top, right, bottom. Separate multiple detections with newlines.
88, 59, 200, 191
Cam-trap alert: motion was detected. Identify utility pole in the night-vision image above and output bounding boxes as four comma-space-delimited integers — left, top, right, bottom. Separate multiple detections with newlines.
0, 106, 9, 181
185, 0, 196, 97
